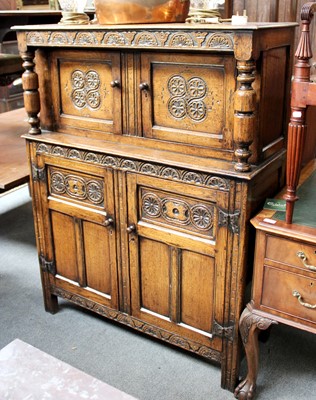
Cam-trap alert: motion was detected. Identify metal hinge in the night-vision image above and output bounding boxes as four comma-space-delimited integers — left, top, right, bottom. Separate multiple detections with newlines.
213, 320, 235, 341
31, 163, 46, 182
39, 254, 56, 275
218, 209, 240, 234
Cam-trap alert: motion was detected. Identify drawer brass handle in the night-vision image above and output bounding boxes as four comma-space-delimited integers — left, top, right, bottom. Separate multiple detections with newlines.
292, 290, 316, 309
296, 251, 316, 272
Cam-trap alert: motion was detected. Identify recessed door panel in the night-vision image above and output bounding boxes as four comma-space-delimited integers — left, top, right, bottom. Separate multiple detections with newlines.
139, 238, 170, 317
84, 221, 112, 295
51, 211, 78, 282
181, 250, 214, 333
141, 52, 235, 149
51, 50, 122, 136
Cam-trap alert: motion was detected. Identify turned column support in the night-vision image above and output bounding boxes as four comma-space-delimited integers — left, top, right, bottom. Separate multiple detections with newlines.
233, 59, 256, 172
234, 305, 277, 400
284, 2, 316, 223
21, 50, 41, 135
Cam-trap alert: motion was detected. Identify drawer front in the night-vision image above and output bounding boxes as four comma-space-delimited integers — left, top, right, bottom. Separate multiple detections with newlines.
266, 235, 316, 272
261, 265, 316, 325
140, 52, 235, 153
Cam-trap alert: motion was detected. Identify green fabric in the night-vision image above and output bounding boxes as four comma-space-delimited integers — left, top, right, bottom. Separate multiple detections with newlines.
274, 170, 316, 228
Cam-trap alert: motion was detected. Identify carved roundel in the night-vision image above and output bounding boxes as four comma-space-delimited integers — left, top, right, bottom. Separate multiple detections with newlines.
142, 193, 161, 218
72, 89, 86, 108
51, 172, 66, 193
85, 70, 100, 90
190, 205, 213, 230
86, 90, 101, 109
186, 99, 207, 121
168, 97, 186, 119
72, 70, 85, 89
187, 77, 207, 99
86, 180, 103, 204
168, 75, 186, 96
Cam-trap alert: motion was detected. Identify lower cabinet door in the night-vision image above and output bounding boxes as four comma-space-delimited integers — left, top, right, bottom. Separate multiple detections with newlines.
127, 173, 227, 351
40, 160, 119, 310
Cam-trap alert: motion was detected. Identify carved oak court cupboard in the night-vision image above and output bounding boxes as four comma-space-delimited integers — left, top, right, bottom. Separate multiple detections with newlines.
15, 22, 296, 391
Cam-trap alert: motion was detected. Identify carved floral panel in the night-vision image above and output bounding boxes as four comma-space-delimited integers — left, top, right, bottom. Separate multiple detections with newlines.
49, 167, 104, 208
140, 188, 215, 239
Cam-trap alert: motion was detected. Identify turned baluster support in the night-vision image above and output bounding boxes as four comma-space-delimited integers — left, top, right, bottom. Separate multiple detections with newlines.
21, 51, 41, 135
234, 305, 277, 400
284, 2, 316, 223
234, 60, 256, 172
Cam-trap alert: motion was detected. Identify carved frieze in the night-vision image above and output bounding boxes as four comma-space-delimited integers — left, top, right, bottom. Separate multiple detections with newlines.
36, 143, 231, 191
26, 30, 235, 52
51, 285, 221, 363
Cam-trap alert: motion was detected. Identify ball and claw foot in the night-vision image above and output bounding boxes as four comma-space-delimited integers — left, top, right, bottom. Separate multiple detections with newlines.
234, 378, 256, 400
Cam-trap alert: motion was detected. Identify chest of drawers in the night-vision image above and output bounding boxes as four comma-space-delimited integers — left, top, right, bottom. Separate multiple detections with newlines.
15, 22, 295, 392
235, 161, 316, 399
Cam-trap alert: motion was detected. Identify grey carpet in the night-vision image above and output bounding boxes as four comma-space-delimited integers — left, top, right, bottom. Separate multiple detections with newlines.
1, 185, 316, 400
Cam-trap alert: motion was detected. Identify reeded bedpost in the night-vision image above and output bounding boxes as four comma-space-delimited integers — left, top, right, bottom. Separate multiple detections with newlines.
284, 2, 316, 223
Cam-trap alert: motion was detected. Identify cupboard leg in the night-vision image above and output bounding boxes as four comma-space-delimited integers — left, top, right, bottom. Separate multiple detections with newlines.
40, 272, 58, 314
234, 306, 277, 400
43, 293, 58, 314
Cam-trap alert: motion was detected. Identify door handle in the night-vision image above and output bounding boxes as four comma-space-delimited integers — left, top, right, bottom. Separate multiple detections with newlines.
104, 217, 114, 227
127, 223, 136, 233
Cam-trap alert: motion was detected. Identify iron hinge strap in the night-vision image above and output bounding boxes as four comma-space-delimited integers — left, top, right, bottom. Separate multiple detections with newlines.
31, 163, 46, 182
213, 320, 235, 341
218, 208, 240, 234
39, 254, 56, 275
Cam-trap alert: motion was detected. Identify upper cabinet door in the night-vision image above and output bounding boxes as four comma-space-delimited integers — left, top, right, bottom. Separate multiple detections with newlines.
140, 52, 236, 157
49, 50, 122, 138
